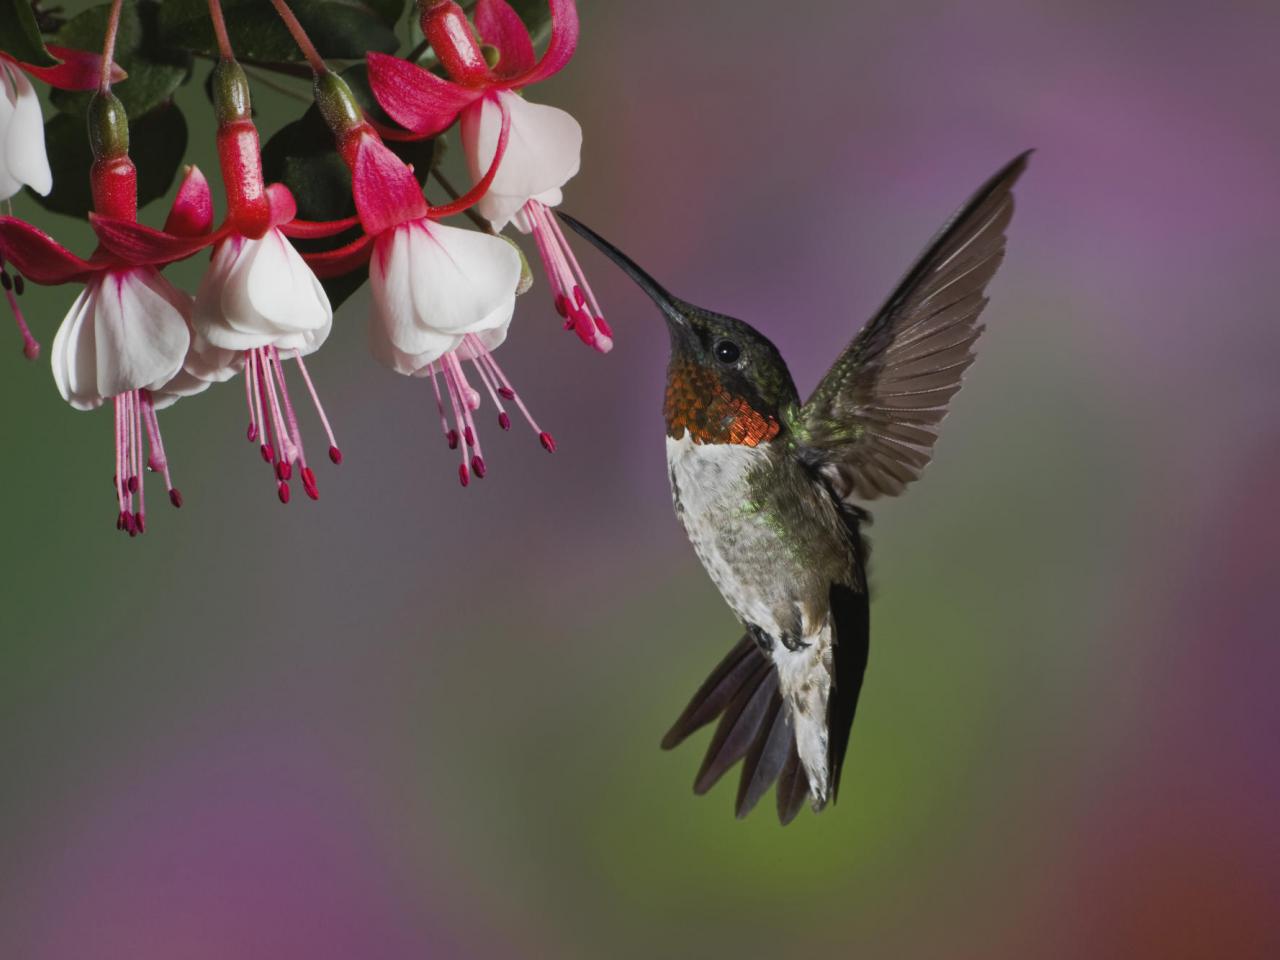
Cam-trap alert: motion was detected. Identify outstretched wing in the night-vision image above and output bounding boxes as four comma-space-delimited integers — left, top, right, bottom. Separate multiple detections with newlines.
795, 152, 1030, 502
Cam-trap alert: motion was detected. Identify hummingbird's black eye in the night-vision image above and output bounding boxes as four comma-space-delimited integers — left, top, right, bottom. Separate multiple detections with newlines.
714, 339, 741, 364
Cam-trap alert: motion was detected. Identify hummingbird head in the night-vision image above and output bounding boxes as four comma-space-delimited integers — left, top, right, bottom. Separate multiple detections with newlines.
559, 214, 799, 447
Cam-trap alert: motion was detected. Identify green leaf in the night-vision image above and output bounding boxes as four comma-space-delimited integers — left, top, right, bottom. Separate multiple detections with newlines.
261, 67, 436, 308
50, 1, 191, 119
158, 0, 403, 63
33, 104, 188, 219
0, 0, 57, 67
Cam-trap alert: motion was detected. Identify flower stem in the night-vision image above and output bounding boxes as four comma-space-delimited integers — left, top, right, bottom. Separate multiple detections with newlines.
266, 0, 328, 75
207, 0, 234, 60
99, 0, 125, 92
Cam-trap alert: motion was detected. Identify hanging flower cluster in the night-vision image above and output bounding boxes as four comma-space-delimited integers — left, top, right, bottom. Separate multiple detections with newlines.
0, 0, 604, 535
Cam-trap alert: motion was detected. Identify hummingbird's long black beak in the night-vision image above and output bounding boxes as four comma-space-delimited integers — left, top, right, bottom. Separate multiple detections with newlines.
556, 212, 687, 328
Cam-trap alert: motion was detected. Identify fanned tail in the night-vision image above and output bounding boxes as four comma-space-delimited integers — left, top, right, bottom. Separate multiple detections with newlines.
661, 635, 811, 825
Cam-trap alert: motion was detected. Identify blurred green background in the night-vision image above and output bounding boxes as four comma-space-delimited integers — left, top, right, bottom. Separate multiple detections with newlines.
3, 1, 1278, 957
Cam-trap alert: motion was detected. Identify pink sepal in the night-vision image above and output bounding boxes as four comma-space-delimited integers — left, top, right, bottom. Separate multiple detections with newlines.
0, 216, 100, 284
426, 94, 510, 219
89, 214, 225, 266
302, 233, 374, 278
18, 45, 126, 90
515, 0, 579, 86
280, 214, 362, 239
163, 165, 214, 237
366, 52, 481, 137
474, 0, 535, 79
351, 133, 429, 236
266, 183, 298, 227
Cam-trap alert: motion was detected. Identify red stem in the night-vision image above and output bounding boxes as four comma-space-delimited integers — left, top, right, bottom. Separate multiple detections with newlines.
99, 0, 125, 92
207, 0, 234, 60
266, 0, 327, 75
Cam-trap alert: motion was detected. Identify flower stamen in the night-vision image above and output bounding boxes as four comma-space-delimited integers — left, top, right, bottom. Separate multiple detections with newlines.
113, 389, 181, 536
1, 262, 39, 359
522, 199, 611, 354
242, 346, 337, 502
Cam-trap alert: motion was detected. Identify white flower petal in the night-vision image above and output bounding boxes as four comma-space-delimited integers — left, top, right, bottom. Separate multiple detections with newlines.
462, 91, 582, 231
93, 269, 191, 398
51, 281, 104, 410
5, 67, 51, 197
0, 67, 23, 200
197, 230, 332, 352
369, 220, 519, 358
367, 316, 460, 376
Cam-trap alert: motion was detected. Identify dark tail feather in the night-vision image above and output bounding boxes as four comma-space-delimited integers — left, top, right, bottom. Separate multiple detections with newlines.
663, 636, 816, 824
693, 660, 775, 794
661, 634, 759, 749
735, 699, 793, 819
776, 747, 810, 825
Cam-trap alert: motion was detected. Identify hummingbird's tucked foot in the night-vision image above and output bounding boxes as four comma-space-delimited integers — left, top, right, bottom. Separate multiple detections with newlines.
424, 332, 556, 486
518, 199, 613, 354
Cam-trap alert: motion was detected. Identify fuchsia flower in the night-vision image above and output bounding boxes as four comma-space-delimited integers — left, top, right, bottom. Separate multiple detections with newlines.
367, 0, 611, 353
297, 73, 555, 484
0, 46, 124, 200
0, 159, 214, 533
92, 61, 342, 503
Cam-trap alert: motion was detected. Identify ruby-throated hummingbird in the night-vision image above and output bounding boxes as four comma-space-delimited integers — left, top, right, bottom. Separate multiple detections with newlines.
559, 151, 1029, 824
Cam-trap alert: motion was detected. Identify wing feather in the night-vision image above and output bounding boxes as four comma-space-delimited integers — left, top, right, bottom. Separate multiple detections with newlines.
796, 152, 1030, 503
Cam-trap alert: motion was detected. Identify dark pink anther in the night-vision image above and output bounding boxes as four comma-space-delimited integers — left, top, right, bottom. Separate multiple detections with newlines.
447, 429, 459, 450
275, 460, 292, 481
13, 275, 23, 296
123, 511, 137, 534
22, 340, 38, 360
458, 463, 470, 487
539, 431, 557, 453
260, 443, 275, 463
328, 445, 343, 465
573, 285, 587, 307
247, 422, 259, 442
595, 315, 613, 338
302, 467, 318, 500
554, 293, 569, 318
472, 455, 486, 478
277, 481, 291, 504
116, 510, 126, 530
135, 512, 146, 534
127, 475, 139, 494
464, 426, 475, 447
498, 411, 511, 431
169, 488, 183, 508
498, 386, 515, 401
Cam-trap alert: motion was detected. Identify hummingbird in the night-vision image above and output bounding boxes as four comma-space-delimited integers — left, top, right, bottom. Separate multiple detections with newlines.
558, 151, 1029, 824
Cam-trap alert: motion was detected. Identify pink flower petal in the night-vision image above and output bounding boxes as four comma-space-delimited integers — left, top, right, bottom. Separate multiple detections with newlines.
513, 0, 579, 86
302, 233, 375, 279
0, 216, 98, 284
163, 165, 214, 237
428, 93, 511, 220
265, 182, 298, 228
280, 214, 362, 240
90, 214, 221, 266
474, 0, 536, 79
365, 52, 481, 137
19, 45, 126, 91
351, 132, 429, 237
